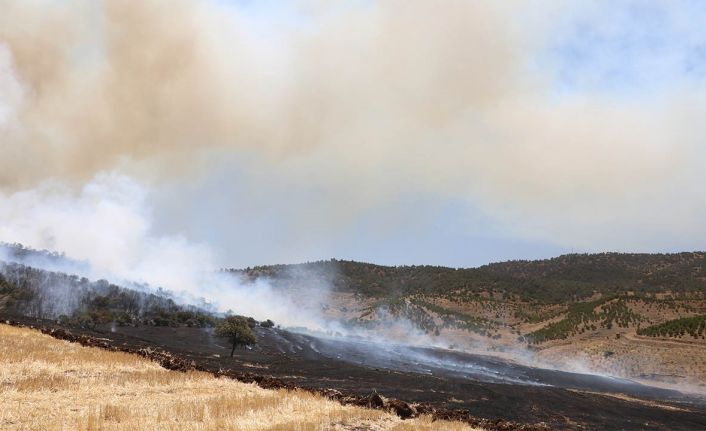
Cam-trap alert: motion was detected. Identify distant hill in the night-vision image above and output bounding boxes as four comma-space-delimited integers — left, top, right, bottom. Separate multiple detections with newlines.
229, 252, 706, 303
227, 254, 706, 347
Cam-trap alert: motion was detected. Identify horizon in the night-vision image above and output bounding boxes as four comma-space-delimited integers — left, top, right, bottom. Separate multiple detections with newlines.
5, 241, 706, 273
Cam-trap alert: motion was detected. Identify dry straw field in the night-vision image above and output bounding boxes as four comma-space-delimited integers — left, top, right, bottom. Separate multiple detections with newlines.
0, 324, 477, 431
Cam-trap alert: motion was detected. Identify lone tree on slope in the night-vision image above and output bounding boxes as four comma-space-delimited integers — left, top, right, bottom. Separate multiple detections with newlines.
215, 316, 257, 357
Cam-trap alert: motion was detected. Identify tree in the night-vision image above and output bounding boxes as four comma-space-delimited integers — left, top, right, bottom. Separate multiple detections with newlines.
215, 316, 257, 357
260, 319, 275, 328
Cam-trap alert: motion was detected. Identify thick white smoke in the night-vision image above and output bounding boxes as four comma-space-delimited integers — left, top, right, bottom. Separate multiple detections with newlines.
0, 172, 330, 328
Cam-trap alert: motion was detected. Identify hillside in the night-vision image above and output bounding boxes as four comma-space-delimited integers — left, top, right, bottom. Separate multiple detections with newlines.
0, 261, 219, 328
0, 323, 475, 431
232, 252, 706, 302
638, 315, 706, 339
2, 247, 705, 428
230, 254, 706, 339
230, 254, 706, 390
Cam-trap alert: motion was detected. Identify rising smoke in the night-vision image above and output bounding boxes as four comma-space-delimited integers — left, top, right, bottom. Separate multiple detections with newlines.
0, 172, 330, 329
1, 1, 705, 256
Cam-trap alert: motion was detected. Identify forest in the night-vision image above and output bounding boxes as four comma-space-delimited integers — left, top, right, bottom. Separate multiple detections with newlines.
0, 261, 217, 329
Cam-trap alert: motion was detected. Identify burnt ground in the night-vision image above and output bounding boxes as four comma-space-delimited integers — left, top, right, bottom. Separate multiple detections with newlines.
4, 315, 706, 431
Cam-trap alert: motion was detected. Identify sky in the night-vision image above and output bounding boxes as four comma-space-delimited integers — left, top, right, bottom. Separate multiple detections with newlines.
1, 0, 706, 271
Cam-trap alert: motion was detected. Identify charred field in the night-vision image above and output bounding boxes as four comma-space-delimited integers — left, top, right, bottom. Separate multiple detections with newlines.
3, 248, 706, 430
4, 314, 706, 431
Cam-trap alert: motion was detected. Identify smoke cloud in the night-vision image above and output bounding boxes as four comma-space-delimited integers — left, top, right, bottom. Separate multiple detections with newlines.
2, 1, 705, 258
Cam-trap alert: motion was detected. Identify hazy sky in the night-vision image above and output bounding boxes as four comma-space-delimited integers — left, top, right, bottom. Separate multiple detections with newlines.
1, 0, 706, 270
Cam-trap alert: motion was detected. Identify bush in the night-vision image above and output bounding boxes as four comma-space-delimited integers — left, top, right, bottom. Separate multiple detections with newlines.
260, 319, 275, 328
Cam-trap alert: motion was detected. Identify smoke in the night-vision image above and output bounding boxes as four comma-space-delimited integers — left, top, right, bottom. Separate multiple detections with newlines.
0, 170, 433, 334
0, 260, 83, 318
1, 1, 704, 256
0, 172, 329, 329
0, 172, 208, 289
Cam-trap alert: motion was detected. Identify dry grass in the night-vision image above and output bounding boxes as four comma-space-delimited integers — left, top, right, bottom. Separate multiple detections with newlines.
537, 335, 706, 395
0, 324, 480, 430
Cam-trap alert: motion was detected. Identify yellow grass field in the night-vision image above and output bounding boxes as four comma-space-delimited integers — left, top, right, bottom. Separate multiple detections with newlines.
0, 324, 478, 431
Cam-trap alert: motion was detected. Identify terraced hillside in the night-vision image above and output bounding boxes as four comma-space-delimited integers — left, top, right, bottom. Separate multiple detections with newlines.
638, 315, 706, 339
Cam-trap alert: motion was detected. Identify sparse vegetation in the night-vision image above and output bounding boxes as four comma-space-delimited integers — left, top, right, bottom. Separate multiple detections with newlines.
637, 315, 706, 339
411, 298, 493, 336
526, 297, 646, 344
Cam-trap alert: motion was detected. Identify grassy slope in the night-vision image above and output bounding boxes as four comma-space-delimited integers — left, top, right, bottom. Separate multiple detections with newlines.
0, 324, 476, 431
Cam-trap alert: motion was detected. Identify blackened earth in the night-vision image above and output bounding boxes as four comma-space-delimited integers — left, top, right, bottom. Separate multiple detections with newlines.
5, 315, 706, 431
